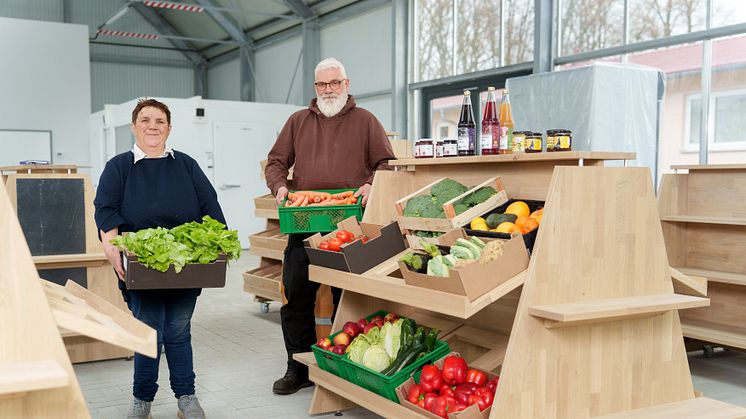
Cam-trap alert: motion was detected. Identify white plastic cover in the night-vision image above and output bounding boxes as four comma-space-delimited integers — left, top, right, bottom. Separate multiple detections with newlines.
507, 62, 665, 181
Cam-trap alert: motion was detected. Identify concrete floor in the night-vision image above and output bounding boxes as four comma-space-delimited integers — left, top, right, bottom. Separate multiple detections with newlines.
74, 251, 746, 418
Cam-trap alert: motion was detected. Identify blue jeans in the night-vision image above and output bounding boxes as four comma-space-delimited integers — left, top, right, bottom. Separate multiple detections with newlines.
125, 288, 200, 402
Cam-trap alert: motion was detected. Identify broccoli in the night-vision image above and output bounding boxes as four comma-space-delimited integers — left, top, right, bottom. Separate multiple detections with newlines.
453, 203, 469, 215
403, 195, 433, 217
414, 230, 443, 238
430, 178, 468, 206
420, 203, 446, 219
460, 186, 498, 207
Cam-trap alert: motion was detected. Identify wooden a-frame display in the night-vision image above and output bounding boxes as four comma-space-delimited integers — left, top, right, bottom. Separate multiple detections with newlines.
493, 167, 712, 417
0, 180, 89, 417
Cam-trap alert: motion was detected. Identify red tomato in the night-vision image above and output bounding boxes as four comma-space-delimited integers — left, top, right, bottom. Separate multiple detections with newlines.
336, 230, 354, 243
327, 238, 343, 252
318, 241, 331, 250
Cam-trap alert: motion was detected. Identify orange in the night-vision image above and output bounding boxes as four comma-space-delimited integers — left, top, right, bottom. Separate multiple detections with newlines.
523, 218, 540, 233
529, 208, 544, 219
535, 213, 543, 224
495, 222, 515, 233
514, 215, 530, 231
509, 225, 523, 234
505, 201, 530, 218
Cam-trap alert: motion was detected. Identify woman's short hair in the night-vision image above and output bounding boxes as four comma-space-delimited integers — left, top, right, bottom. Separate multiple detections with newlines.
132, 98, 171, 124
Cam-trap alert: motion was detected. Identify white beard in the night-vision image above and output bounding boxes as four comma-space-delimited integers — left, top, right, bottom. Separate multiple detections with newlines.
317, 92, 348, 117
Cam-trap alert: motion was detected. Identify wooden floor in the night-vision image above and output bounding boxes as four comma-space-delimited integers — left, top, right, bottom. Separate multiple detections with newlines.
72, 252, 746, 418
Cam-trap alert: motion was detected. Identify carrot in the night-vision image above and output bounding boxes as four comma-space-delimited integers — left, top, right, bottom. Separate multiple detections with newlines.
325, 199, 347, 206
289, 197, 303, 207
299, 196, 309, 207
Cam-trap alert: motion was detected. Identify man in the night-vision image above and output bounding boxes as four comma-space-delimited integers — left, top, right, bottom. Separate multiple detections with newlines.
265, 57, 396, 395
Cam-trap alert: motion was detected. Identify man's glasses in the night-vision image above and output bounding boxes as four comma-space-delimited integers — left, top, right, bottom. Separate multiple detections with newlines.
314, 79, 346, 91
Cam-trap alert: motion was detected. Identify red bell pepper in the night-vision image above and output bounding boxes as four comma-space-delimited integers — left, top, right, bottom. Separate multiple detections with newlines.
431, 395, 458, 418
486, 377, 499, 394
407, 384, 424, 405
453, 382, 478, 405
466, 368, 488, 386
471, 386, 495, 411
439, 382, 455, 398
441, 355, 468, 385
448, 402, 468, 414
420, 364, 443, 393
419, 392, 438, 411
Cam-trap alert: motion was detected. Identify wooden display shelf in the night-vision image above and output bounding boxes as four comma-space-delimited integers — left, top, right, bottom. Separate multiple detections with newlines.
308, 258, 526, 319
675, 267, 746, 287
440, 325, 509, 372
660, 215, 746, 226
671, 164, 746, 171
0, 360, 68, 397
589, 397, 746, 418
243, 262, 283, 303
248, 227, 286, 260
389, 151, 635, 167
529, 294, 710, 329
32, 253, 107, 269
253, 194, 278, 219
681, 322, 746, 350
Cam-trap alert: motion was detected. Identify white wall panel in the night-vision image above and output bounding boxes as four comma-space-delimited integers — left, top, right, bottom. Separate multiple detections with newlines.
254, 37, 304, 105
207, 57, 240, 101
91, 62, 194, 112
321, 4, 392, 95
0, 17, 90, 166
356, 95, 392, 132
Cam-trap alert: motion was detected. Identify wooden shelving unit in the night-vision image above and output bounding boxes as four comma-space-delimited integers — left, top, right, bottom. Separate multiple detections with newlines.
290, 155, 746, 417
659, 164, 746, 350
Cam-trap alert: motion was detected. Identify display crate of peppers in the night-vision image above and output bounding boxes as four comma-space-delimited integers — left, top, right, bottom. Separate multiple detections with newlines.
311, 309, 450, 403
396, 353, 498, 418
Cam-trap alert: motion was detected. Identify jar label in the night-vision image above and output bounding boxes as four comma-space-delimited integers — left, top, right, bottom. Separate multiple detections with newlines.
546, 137, 557, 149
435, 143, 444, 157
443, 143, 458, 156
512, 135, 525, 152
417, 144, 434, 157
558, 135, 570, 149
531, 138, 542, 151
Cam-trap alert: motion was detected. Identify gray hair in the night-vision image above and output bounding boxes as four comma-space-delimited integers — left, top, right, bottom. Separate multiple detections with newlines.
315, 58, 347, 78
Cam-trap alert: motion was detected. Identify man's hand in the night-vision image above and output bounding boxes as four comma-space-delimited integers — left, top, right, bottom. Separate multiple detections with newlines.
275, 186, 289, 206
354, 183, 372, 206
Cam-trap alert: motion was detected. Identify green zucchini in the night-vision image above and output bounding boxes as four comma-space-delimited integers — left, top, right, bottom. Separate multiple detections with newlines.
384, 341, 425, 376
424, 328, 439, 352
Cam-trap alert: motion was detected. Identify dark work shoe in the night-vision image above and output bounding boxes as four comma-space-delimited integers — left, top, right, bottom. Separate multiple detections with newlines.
272, 372, 313, 395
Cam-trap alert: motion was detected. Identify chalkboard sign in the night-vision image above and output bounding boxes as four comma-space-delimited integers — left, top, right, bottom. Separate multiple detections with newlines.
38, 268, 87, 288
16, 178, 86, 256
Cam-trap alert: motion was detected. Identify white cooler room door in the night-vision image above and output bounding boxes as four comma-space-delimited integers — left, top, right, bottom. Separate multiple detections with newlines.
213, 121, 278, 249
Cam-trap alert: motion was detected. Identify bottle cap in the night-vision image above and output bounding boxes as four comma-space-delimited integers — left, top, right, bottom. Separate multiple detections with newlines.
464, 90, 471, 96
487, 86, 495, 91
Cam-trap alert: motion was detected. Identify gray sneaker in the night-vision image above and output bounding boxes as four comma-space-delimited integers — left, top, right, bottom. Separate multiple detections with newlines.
177, 394, 205, 419
126, 398, 152, 419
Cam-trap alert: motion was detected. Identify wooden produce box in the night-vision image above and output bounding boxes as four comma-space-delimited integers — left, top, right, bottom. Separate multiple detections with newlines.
305, 217, 407, 274
123, 253, 227, 290
254, 193, 279, 219
395, 177, 508, 232
465, 199, 545, 254
248, 227, 286, 260
399, 230, 528, 301
395, 351, 499, 419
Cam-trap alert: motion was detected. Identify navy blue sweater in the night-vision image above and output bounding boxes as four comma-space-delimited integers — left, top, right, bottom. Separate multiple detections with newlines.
94, 150, 226, 235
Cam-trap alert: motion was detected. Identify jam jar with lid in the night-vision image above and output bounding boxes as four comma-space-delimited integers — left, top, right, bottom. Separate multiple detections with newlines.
556, 129, 573, 151
442, 138, 458, 157
525, 132, 543, 153
414, 139, 435, 158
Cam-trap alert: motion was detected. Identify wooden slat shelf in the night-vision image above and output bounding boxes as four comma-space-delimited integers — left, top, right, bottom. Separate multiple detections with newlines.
253, 194, 278, 219
589, 397, 746, 418
660, 215, 746, 226
681, 322, 746, 350
243, 262, 283, 303
0, 360, 68, 396
675, 267, 746, 287
294, 352, 429, 419
33, 253, 107, 269
308, 260, 526, 319
528, 294, 710, 329
671, 164, 746, 171
248, 228, 286, 261
389, 151, 635, 167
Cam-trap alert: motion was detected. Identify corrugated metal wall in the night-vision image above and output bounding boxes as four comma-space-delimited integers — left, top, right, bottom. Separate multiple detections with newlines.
207, 58, 241, 101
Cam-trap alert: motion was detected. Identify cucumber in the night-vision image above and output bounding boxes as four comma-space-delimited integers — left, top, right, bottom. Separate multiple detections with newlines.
384, 342, 425, 376
424, 328, 439, 352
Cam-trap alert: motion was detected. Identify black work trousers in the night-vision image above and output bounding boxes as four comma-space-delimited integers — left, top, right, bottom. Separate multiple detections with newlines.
281, 233, 342, 376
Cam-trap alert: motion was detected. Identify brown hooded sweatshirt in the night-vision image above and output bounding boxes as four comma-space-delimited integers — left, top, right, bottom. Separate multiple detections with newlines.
265, 95, 396, 195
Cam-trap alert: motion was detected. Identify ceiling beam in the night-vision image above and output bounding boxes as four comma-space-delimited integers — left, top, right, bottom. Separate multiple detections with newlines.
194, 0, 249, 43
282, 0, 315, 20
130, 2, 206, 66
91, 52, 193, 68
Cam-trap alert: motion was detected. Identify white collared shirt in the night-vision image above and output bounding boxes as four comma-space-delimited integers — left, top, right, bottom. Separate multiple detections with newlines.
132, 143, 175, 164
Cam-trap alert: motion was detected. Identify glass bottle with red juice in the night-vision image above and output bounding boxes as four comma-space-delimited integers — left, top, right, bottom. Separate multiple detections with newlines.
480, 87, 499, 155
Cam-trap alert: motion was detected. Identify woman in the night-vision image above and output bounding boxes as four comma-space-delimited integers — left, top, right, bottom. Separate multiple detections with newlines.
94, 99, 224, 419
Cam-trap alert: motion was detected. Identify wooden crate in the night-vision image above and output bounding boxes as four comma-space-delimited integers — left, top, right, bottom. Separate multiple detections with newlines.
243, 262, 284, 303
248, 226, 286, 260
254, 194, 278, 219
394, 176, 508, 232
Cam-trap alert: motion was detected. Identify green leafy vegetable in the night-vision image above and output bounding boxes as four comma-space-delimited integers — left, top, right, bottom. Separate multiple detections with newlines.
111, 216, 240, 273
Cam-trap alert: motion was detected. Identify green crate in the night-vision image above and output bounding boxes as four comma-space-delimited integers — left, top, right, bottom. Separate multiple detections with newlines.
341, 340, 450, 403
311, 310, 389, 380
278, 189, 363, 234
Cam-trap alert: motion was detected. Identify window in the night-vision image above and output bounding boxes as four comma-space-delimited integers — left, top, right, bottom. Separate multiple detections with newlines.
686, 90, 746, 150
559, 0, 624, 56
430, 94, 463, 140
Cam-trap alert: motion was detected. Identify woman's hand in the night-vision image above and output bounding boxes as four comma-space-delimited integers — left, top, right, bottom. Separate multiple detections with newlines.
100, 229, 124, 280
